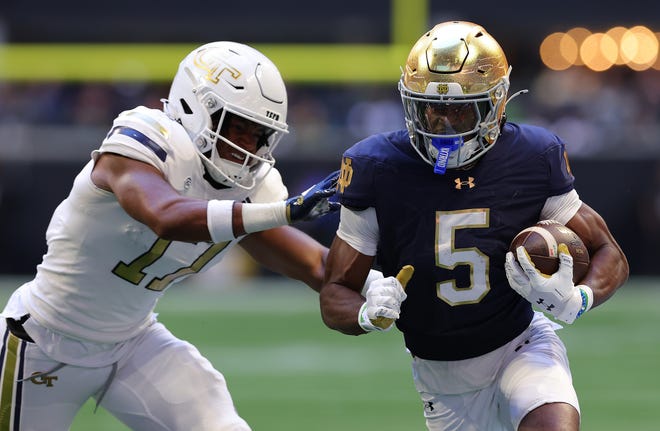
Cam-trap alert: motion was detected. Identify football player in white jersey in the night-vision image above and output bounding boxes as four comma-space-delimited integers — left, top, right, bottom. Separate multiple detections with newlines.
0, 42, 348, 430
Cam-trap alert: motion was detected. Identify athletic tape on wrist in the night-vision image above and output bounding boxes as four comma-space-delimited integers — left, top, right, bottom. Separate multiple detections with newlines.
207, 200, 235, 243
576, 284, 594, 318
241, 201, 288, 234
358, 302, 382, 332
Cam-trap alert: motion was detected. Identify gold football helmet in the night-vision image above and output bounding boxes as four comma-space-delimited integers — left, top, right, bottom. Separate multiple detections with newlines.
399, 21, 511, 173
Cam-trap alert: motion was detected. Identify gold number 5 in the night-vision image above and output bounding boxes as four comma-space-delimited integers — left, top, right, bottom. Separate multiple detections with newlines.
435, 209, 490, 306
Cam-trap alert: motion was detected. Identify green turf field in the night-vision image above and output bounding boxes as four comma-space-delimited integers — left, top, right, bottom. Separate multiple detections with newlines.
1, 276, 658, 430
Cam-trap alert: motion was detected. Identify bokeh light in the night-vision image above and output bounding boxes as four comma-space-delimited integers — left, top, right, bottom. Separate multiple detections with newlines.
580, 33, 617, 71
540, 25, 658, 72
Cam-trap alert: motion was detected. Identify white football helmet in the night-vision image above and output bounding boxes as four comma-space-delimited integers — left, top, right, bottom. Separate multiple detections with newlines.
399, 21, 511, 174
165, 41, 288, 189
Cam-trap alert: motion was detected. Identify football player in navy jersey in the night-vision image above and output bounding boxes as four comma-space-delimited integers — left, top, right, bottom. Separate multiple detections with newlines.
0, 42, 354, 431
319, 21, 628, 431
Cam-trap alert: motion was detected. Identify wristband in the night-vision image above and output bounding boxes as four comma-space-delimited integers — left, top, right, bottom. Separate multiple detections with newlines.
358, 302, 383, 332
241, 201, 288, 233
576, 284, 594, 318
207, 200, 235, 243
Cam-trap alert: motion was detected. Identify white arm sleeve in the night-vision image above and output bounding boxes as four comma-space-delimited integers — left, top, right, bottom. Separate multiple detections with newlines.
336, 206, 379, 256
540, 189, 582, 225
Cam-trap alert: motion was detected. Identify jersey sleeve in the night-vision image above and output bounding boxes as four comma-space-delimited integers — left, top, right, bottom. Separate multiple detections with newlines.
541, 189, 582, 224
336, 206, 379, 256
544, 135, 575, 196
337, 147, 378, 210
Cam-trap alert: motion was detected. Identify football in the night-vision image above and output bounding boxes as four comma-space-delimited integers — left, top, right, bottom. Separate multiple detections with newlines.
509, 220, 590, 283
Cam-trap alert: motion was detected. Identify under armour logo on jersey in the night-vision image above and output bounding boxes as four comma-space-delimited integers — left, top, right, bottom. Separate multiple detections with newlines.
30, 372, 58, 387
454, 177, 475, 189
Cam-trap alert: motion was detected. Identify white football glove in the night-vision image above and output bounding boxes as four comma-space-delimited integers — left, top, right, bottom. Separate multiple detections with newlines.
358, 275, 407, 332
505, 244, 593, 324
361, 269, 384, 296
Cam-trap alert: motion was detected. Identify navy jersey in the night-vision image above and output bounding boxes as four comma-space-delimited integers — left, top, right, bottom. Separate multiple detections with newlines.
338, 122, 575, 360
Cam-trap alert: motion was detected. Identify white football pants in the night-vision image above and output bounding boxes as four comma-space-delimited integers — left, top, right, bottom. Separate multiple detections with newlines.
411, 312, 580, 431
0, 319, 250, 430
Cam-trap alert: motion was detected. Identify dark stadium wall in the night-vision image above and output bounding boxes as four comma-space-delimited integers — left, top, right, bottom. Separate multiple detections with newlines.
0, 159, 654, 276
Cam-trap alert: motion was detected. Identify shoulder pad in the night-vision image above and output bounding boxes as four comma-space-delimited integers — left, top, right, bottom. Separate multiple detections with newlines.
100, 106, 195, 169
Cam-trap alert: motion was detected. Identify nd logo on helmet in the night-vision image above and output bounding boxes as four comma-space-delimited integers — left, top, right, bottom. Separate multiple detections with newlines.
337, 157, 353, 193
436, 84, 449, 95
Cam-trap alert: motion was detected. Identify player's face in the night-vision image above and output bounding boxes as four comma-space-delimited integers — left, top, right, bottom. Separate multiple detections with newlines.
217, 115, 271, 164
422, 102, 478, 135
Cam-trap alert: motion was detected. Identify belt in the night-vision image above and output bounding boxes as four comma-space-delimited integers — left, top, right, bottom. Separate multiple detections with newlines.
6, 315, 34, 342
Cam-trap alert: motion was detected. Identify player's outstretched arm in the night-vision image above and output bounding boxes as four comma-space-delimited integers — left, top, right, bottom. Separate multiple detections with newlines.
239, 226, 329, 291
241, 228, 385, 294
92, 153, 340, 243
92, 153, 212, 242
213, 170, 340, 239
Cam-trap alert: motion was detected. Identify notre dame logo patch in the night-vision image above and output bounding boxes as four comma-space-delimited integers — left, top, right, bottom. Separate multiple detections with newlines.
337, 157, 353, 193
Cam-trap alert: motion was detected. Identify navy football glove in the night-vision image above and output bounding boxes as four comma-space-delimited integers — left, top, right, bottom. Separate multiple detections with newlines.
285, 170, 341, 222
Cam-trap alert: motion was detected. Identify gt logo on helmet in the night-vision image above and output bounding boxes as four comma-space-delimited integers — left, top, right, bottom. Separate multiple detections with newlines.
193, 49, 241, 85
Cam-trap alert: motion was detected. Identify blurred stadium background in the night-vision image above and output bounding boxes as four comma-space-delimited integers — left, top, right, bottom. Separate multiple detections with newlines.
0, 0, 658, 429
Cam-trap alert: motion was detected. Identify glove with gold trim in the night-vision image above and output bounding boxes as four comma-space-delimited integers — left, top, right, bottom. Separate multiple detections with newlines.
285, 170, 340, 222
358, 265, 414, 332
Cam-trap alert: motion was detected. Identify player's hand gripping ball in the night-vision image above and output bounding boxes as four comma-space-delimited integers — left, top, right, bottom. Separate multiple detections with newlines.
508, 220, 589, 282
506, 220, 593, 324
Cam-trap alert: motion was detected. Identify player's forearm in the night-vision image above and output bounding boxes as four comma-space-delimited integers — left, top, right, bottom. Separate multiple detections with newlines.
566, 203, 629, 309
241, 227, 328, 292
154, 199, 289, 243
141, 199, 212, 242
207, 200, 289, 240
582, 242, 629, 308
319, 284, 366, 335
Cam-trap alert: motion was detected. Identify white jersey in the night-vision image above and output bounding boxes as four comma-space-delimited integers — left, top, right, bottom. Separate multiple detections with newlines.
15, 106, 288, 344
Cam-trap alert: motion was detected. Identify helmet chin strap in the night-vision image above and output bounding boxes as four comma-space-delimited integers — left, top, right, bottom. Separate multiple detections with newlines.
430, 137, 462, 175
